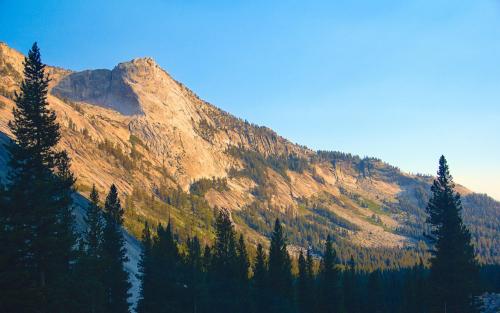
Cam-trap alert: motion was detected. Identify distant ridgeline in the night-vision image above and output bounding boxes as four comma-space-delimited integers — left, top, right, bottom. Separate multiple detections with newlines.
0, 41, 499, 273
112, 147, 500, 271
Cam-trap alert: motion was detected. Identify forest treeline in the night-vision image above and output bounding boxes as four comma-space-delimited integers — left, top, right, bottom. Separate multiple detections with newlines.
0, 43, 499, 313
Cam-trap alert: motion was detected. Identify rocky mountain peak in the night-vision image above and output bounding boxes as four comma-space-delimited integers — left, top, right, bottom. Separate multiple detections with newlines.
1, 42, 498, 265
50, 56, 180, 116
115, 57, 162, 80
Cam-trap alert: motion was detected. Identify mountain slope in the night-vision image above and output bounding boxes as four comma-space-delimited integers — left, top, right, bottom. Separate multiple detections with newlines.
0, 42, 498, 265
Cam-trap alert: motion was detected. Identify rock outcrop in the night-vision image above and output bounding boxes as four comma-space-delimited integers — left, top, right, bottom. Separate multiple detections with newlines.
0, 42, 498, 261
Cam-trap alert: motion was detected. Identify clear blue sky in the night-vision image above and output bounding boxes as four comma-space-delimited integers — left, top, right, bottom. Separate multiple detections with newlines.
1, 0, 499, 200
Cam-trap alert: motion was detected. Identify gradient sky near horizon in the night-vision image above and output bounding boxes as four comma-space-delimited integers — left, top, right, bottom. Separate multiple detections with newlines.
1, 0, 499, 200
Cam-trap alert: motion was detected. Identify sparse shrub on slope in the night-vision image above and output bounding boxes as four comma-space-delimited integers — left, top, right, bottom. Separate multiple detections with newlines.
189, 177, 229, 196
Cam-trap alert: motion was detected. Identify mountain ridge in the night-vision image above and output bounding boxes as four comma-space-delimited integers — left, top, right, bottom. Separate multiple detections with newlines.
0, 41, 498, 265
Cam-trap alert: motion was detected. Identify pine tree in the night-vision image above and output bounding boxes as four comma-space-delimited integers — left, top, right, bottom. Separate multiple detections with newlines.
137, 222, 154, 313
202, 244, 212, 273
209, 209, 240, 313
152, 220, 183, 313
200, 244, 212, 313
252, 243, 268, 313
236, 234, 251, 313
0, 42, 77, 313
414, 259, 427, 313
306, 249, 314, 285
317, 235, 343, 313
237, 234, 250, 282
74, 185, 106, 313
102, 184, 131, 313
186, 236, 203, 313
425, 156, 479, 313
297, 250, 314, 313
84, 185, 105, 259
268, 218, 293, 312
343, 255, 359, 313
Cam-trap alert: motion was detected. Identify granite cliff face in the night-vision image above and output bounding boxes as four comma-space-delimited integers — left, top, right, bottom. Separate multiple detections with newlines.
0, 42, 498, 263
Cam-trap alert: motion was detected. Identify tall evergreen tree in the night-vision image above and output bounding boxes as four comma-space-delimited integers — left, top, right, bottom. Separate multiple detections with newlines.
236, 234, 250, 282
252, 243, 268, 313
0, 42, 77, 313
74, 185, 106, 313
209, 209, 240, 313
343, 255, 359, 313
236, 234, 251, 313
200, 243, 212, 313
186, 236, 204, 313
102, 184, 130, 313
202, 244, 212, 274
317, 235, 343, 313
84, 186, 105, 260
306, 249, 314, 285
268, 218, 293, 312
297, 250, 314, 313
152, 220, 183, 313
136, 222, 154, 313
425, 156, 479, 313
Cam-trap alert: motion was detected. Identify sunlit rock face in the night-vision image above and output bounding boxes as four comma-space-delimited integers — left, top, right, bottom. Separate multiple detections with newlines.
1, 41, 499, 263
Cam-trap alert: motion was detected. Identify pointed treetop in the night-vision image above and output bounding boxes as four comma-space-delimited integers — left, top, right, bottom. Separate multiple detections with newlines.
105, 184, 123, 224
24, 42, 46, 80
437, 155, 453, 187
90, 184, 99, 204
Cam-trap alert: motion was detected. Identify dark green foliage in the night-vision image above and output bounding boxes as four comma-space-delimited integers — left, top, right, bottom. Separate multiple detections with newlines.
235, 201, 426, 271
425, 156, 480, 313
297, 250, 315, 313
0, 42, 78, 313
85, 185, 105, 258
4, 44, 498, 313
237, 234, 250, 282
195, 118, 217, 142
311, 206, 360, 232
152, 220, 184, 312
185, 236, 204, 313
136, 222, 154, 313
137, 220, 191, 313
236, 234, 251, 313
366, 270, 385, 313
208, 209, 245, 313
132, 204, 500, 313
154, 185, 215, 237
102, 184, 131, 313
343, 256, 360, 313
462, 193, 500, 264
189, 177, 229, 196
316, 150, 500, 265
211, 209, 238, 276
73, 185, 107, 313
97, 139, 136, 170
227, 147, 273, 185
317, 235, 343, 313
129, 134, 149, 151
479, 264, 500, 292
401, 259, 427, 313
227, 146, 309, 187
393, 186, 500, 265
252, 243, 268, 312
268, 219, 294, 312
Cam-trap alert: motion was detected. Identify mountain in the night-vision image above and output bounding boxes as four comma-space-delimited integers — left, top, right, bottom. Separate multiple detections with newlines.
0, 41, 499, 266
